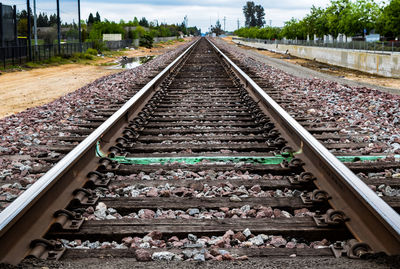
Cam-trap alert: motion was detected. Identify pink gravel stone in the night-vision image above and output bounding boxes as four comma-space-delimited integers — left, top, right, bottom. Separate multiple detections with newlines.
250, 185, 261, 192
147, 230, 163, 240
146, 188, 158, 197
135, 249, 152, 262
269, 236, 287, 247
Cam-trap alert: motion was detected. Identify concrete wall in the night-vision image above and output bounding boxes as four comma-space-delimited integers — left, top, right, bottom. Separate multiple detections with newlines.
233, 39, 400, 78
131, 36, 178, 48
153, 36, 178, 43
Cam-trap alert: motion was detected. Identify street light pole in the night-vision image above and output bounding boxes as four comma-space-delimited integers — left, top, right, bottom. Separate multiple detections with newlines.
33, 0, 37, 47
27, 0, 32, 61
78, 0, 82, 52
56, 0, 61, 54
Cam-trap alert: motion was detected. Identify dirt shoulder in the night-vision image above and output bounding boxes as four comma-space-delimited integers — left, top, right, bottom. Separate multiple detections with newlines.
0, 38, 190, 119
222, 36, 400, 94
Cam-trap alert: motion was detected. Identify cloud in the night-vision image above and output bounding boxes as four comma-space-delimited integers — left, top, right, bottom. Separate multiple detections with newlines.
1, 0, 331, 32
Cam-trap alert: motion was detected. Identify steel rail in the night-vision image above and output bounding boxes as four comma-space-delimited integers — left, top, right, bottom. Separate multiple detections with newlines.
207, 38, 400, 255
0, 38, 200, 265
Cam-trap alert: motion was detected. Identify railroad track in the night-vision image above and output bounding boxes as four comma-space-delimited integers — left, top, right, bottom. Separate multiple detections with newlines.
0, 37, 399, 266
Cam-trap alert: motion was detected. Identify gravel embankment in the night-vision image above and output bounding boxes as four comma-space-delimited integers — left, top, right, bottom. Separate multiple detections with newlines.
0, 39, 196, 211
213, 38, 400, 155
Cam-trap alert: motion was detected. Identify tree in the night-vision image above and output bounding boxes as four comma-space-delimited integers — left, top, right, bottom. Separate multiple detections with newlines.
243, 1, 265, 27
139, 33, 153, 48
139, 17, 149, 27
302, 6, 329, 38
354, 0, 380, 35
95, 12, 101, 22
87, 13, 94, 24
37, 12, 49, 27
255, 5, 265, 27
49, 14, 58, 26
243, 1, 256, 27
211, 20, 224, 36
376, 0, 400, 39
279, 18, 308, 39
133, 17, 139, 26
324, 0, 352, 38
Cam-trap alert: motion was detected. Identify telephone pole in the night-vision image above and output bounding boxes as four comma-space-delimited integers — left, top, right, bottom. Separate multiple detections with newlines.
33, 0, 37, 47
237, 19, 240, 30
27, 0, 32, 61
78, 0, 82, 52
223, 16, 226, 32
56, 0, 61, 54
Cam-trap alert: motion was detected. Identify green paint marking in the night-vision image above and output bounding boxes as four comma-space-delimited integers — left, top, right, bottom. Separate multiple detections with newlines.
95, 142, 400, 165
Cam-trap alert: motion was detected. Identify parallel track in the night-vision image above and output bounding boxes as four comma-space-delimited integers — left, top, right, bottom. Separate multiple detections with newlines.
0, 37, 399, 265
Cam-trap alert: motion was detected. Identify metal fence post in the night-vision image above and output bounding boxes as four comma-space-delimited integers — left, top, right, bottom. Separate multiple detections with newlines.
2, 48, 6, 69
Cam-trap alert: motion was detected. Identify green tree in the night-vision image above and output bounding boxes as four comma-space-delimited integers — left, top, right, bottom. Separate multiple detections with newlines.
376, 0, 400, 39
139, 17, 149, 27
139, 33, 153, 48
255, 4, 265, 27
280, 18, 307, 39
133, 17, 139, 26
211, 20, 224, 36
325, 0, 352, 37
95, 12, 101, 22
87, 13, 94, 24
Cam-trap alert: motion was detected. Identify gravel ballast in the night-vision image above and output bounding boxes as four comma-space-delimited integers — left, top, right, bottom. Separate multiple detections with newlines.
0, 39, 196, 212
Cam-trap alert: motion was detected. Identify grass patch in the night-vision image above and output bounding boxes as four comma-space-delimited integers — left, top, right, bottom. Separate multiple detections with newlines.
102, 50, 126, 57
98, 62, 118, 66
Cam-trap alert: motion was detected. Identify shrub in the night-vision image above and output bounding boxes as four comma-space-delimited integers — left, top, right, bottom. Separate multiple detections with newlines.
140, 33, 154, 48
86, 48, 98, 55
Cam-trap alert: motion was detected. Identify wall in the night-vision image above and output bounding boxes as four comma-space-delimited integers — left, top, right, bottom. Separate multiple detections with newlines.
103, 34, 122, 41
153, 36, 178, 43
233, 39, 400, 78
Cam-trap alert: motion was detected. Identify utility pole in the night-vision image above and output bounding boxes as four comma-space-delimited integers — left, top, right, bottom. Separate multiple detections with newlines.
78, 0, 82, 52
33, 0, 38, 49
13, 5, 18, 46
27, 0, 32, 61
269, 20, 272, 27
56, 0, 61, 54
237, 19, 239, 30
223, 16, 226, 32
0, 4, 3, 48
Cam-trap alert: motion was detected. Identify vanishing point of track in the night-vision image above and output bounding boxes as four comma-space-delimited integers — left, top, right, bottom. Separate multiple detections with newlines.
0, 37, 399, 265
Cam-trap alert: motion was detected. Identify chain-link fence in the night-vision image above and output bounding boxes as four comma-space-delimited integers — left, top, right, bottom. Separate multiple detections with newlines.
0, 40, 133, 69
233, 37, 400, 53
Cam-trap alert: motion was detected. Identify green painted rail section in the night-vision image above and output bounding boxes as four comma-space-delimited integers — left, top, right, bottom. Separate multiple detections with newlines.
95, 142, 399, 165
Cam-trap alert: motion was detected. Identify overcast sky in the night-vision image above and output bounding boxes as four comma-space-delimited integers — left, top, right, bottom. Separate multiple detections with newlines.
2, 0, 332, 32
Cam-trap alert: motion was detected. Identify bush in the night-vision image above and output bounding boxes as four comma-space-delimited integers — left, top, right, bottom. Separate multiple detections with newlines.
92, 40, 108, 53
86, 48, 98, 55
72, 52, 94, 60
140, 33, 154, 48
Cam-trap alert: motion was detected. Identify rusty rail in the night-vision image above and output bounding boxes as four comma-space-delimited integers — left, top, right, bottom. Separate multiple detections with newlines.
208, 38, 400, 255
0, 38, 200, 265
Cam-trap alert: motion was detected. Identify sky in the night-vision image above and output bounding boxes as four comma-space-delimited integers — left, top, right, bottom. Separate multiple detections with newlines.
1, 0, 332, 32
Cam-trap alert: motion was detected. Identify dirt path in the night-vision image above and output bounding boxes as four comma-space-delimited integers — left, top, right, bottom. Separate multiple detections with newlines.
0, 39, 190, 119
222, 37, 400, 92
